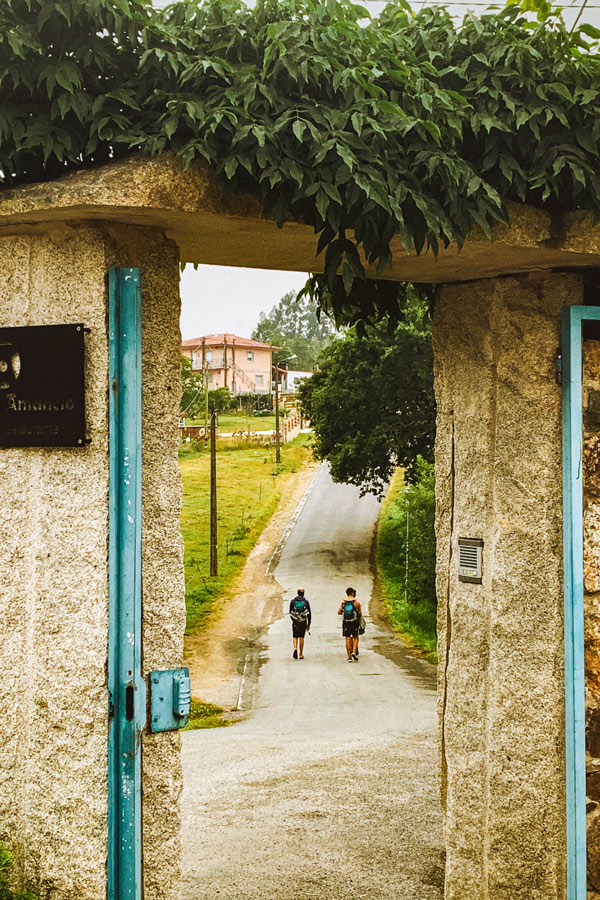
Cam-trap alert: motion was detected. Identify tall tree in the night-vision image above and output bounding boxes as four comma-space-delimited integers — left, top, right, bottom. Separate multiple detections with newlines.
180, 356, 204, 420
252, 290, 338, 371
299, 296, 434, 495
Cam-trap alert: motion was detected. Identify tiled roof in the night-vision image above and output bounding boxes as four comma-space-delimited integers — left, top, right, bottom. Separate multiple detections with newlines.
181, 333, 277, 350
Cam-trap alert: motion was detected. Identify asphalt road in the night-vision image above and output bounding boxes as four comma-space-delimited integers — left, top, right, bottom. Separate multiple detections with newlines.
180, 466, 444, 900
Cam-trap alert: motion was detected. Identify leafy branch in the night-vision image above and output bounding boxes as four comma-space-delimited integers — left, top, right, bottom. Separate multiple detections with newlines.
1, 0, 600, 325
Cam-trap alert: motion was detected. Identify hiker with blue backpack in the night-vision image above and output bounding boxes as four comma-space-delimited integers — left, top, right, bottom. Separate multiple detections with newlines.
289, 588, 312, 660
338, 587, 363, 662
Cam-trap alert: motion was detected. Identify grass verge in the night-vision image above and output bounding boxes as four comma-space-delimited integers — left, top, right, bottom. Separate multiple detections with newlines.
377, 465, 438, 663
185, 413, 279, 432
183, 699, 230, 730
180, 433, 312, 634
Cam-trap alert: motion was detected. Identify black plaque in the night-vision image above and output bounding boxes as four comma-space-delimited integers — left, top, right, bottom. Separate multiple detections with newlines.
0, 324, 86, 447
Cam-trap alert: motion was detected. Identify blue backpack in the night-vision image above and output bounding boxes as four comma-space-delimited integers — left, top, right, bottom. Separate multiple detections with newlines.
291, 598, 308, 621
343, 599, 358, 622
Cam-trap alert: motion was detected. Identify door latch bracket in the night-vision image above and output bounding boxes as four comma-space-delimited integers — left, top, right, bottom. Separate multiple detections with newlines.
148, 667, 191, 732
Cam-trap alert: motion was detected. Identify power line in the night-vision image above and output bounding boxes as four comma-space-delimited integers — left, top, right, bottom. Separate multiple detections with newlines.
571, 0, 592, 25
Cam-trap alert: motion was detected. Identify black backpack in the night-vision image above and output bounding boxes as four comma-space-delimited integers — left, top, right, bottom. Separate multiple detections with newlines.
290, 598, 308, 621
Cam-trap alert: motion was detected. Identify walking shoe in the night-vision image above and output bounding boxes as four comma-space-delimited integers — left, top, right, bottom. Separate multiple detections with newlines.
352, 653, 358, 661
293, 649, 298, 659
347, 656, 353, 662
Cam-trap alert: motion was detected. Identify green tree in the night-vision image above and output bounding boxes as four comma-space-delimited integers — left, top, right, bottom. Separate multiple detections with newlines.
3, 0, 600, 328
299, 291, 434, 495
210, 387, 235, 412
252, 290, 338, 371
180, 356, 204, 419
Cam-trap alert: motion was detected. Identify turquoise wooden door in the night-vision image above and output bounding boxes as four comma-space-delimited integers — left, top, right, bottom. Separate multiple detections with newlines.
108, 268, 144, 900
562, 305, 597, 900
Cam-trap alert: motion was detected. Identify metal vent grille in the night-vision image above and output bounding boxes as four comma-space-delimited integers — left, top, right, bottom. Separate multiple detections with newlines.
458, 538, 483, 584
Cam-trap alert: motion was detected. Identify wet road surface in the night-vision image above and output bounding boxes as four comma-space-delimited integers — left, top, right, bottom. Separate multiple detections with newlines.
180, 466, 443, 900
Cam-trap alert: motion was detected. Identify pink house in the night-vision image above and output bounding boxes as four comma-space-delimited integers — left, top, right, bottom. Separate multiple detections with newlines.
181, 333, 277, 395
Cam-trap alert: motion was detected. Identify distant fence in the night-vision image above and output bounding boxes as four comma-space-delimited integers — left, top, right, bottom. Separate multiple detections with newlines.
179, 410, 302, 445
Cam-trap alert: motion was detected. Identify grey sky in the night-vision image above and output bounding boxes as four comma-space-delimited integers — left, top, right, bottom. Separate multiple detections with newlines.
155, 0, 598, 339
179, 265, 308, 340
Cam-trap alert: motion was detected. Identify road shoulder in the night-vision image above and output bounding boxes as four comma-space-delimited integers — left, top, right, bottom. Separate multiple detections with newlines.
184, 460, 321, 711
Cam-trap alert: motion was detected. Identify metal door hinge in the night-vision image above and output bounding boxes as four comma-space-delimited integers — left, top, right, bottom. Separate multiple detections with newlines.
148, 668, 191, 732
556, 348, 563, 385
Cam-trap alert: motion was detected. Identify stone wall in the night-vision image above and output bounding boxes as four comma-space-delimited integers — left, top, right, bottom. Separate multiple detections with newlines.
582, 340, 600, 895
0, 225, 114, 897
0, 223, 185, 899
433, 272, 583, 900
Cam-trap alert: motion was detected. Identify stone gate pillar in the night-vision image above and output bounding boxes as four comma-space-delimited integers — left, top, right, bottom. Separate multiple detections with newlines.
433, 272, 583, 900
0, 222, 185, 900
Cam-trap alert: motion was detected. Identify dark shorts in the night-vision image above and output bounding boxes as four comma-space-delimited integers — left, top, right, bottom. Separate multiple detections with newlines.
342, 620, 359, 638
292, 620, 308, 638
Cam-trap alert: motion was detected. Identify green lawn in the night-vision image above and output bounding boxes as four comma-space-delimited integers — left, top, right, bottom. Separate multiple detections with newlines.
183, 699, 230, 730
185, 412, 282, 432
180, 434, 312, 633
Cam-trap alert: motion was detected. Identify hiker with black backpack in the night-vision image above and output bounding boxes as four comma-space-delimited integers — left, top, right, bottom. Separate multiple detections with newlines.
338, 587, 362, 662
289, 588, 312, 660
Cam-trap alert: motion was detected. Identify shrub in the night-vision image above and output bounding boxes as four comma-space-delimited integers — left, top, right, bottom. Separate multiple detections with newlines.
378, 458, 437, 657
0, 846, 38, 900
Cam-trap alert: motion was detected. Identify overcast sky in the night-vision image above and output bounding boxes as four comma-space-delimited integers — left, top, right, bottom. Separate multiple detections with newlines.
179, 266, 308, 340
155, 0, 599, 340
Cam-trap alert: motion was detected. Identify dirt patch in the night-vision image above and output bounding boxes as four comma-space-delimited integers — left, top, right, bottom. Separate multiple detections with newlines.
184, 460, 321, 710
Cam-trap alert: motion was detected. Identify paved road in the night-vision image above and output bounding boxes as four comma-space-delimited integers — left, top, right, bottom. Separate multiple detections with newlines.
180, 466, 443, 900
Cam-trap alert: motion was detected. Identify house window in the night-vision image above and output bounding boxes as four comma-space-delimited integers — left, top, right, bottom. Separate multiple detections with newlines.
205, 351, 213, 362
255, 374, 264, 386
191, 352, 197, 368
247, 351, 254, 362
207, 373, 213, 383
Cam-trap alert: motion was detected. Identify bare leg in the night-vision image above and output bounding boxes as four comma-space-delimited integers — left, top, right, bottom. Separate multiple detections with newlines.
293, 636, 298, 658
352, 636, 359, 657
299, 637, 305, 658
345, 636, 353, 658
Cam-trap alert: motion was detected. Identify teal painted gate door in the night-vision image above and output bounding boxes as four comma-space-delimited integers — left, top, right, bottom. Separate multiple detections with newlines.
562, 305, 599, 900
108, 268, 144, 900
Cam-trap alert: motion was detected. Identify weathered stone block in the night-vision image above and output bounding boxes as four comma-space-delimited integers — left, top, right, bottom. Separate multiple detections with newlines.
434, 272, 582, 900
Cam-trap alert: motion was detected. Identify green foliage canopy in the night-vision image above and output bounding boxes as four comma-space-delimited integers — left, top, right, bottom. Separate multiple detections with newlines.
299, 292, 435, 495
2, 0, 600, 325
181, 355, 205, 418
252, 290, 338, 370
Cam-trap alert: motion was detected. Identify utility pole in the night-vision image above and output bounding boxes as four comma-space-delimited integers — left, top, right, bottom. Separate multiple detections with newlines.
210, 409, 218, 576
204, 363, 209, 441
274, 362, 280, 464
273, 353, 296, 465
405, 506, 410, 603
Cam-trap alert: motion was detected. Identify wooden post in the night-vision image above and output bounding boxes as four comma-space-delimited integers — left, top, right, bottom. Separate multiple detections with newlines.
210, 409, 218, 576
203, 363, 209, 444
275, 364, 281, 464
